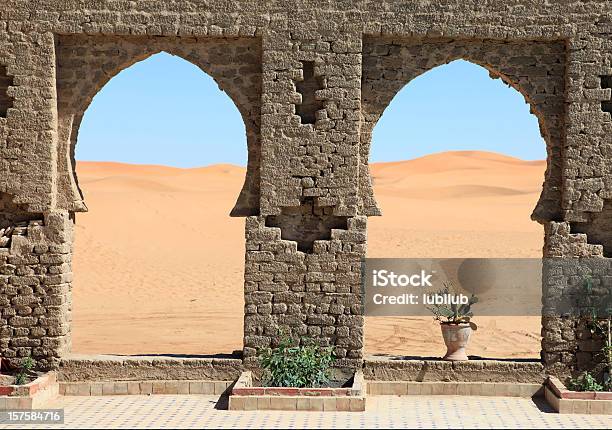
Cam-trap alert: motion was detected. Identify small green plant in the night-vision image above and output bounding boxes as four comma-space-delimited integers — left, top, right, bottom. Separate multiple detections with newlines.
568, 371, 604, 392
258, 335, 336, 388
578, 275, 612, 391
14, 356, 34, 386
585, 318, 612, 391
426, 281, 478, 330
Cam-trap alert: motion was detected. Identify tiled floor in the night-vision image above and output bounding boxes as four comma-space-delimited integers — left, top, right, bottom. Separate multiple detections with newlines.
1, 395, 610, 429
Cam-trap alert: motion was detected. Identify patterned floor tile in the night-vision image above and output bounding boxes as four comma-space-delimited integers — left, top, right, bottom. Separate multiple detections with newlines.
0, 395, 609, 429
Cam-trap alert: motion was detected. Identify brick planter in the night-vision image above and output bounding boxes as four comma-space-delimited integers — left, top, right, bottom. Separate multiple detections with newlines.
60, 379, 233, 396
229, 370, 366, 411
0, 372, 59, 410
367, 380, 543, 397
544, 376, 612, 414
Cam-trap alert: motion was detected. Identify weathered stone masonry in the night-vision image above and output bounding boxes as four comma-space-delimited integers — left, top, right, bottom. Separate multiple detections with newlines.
361, 38, 566, 221
0, 1, 611, 379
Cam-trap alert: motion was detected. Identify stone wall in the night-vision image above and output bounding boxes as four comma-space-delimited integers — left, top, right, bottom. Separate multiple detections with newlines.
0, 209, 72, 370
58, 355, 244, 382
543, 222, 610, 378
243, 215, 365, 368
0, 1, 610, 379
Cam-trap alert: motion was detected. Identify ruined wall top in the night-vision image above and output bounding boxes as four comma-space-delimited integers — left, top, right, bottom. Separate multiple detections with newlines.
0, 0, 611, 219
0, 1, 610, 36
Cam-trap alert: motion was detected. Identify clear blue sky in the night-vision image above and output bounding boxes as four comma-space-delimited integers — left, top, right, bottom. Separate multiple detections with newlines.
76, 53, 546, 167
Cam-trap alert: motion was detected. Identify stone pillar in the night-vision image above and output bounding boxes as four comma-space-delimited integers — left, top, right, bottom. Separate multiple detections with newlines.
0, 28, 57, 212
541, 32, 612, 380
244, 25, 366, 367
0, 211, 73, 370
243, 215, 366, 368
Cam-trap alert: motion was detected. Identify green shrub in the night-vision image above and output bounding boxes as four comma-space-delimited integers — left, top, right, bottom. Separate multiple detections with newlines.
578, 275, 612, 391
258, 336, 336, 388
568, 372, 604, 392
14, 356, 34, 386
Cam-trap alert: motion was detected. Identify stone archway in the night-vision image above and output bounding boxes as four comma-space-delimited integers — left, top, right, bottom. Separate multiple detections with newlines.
54, 35, 262, 217
52, 34, 263, 359
359, 37, 566, 366
359, 37, 566, 223
361, 57, 549, 359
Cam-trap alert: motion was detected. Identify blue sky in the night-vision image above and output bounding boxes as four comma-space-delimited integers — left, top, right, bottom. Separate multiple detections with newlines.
76, 53, 546, 167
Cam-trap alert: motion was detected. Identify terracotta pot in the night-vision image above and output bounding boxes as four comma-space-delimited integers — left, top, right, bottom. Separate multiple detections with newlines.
440, 323, 472, 361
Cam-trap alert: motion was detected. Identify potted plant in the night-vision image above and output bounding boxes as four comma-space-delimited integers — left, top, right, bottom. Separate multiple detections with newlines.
427, 282, 478, 361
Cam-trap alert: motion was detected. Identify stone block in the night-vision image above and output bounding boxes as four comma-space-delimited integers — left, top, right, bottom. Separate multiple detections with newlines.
202, 382, 215, 395
229, 396, 245, 410
177, 382, 190, 394
244, 396, 257, 411
127, 382, 140, 395
350, 397, 365, 412
114, 383, 128, 395
90, 383, 103, 396
139, 382, 153, 395
214, 381, 228, 395
309, 398, 324, 411
256, 396, 271, 410
406, 382, 421, 395
152, 381, 166, 395
323, 397, 337, 411
188, 382, 204, 394
102, 383, 115, 396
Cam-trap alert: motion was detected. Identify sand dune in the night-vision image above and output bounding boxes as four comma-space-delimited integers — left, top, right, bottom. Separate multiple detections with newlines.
72, 151, 544, 358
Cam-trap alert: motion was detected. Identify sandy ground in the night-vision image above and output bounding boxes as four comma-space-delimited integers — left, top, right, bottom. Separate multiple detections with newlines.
71, 151, 545, 358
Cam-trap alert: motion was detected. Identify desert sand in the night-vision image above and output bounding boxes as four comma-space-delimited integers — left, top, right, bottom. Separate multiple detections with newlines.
71, 151, 545, 359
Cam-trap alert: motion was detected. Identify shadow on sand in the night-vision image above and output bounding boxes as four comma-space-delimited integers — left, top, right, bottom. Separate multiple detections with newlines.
369, 353, 541, 363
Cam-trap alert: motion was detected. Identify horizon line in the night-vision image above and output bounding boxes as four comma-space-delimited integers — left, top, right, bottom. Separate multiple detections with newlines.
75, 149, 546, 170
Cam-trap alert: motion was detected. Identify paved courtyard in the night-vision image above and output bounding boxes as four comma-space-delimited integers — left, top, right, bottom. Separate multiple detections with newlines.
0, 395, 609, 429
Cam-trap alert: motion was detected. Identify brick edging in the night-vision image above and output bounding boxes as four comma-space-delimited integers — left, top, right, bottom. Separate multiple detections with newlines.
60, 380, 233, 396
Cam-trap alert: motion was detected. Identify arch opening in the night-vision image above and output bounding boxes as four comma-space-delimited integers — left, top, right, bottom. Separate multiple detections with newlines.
54, 34, 262, 217
363, 58, 547, 361
69, 51, 248, 356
